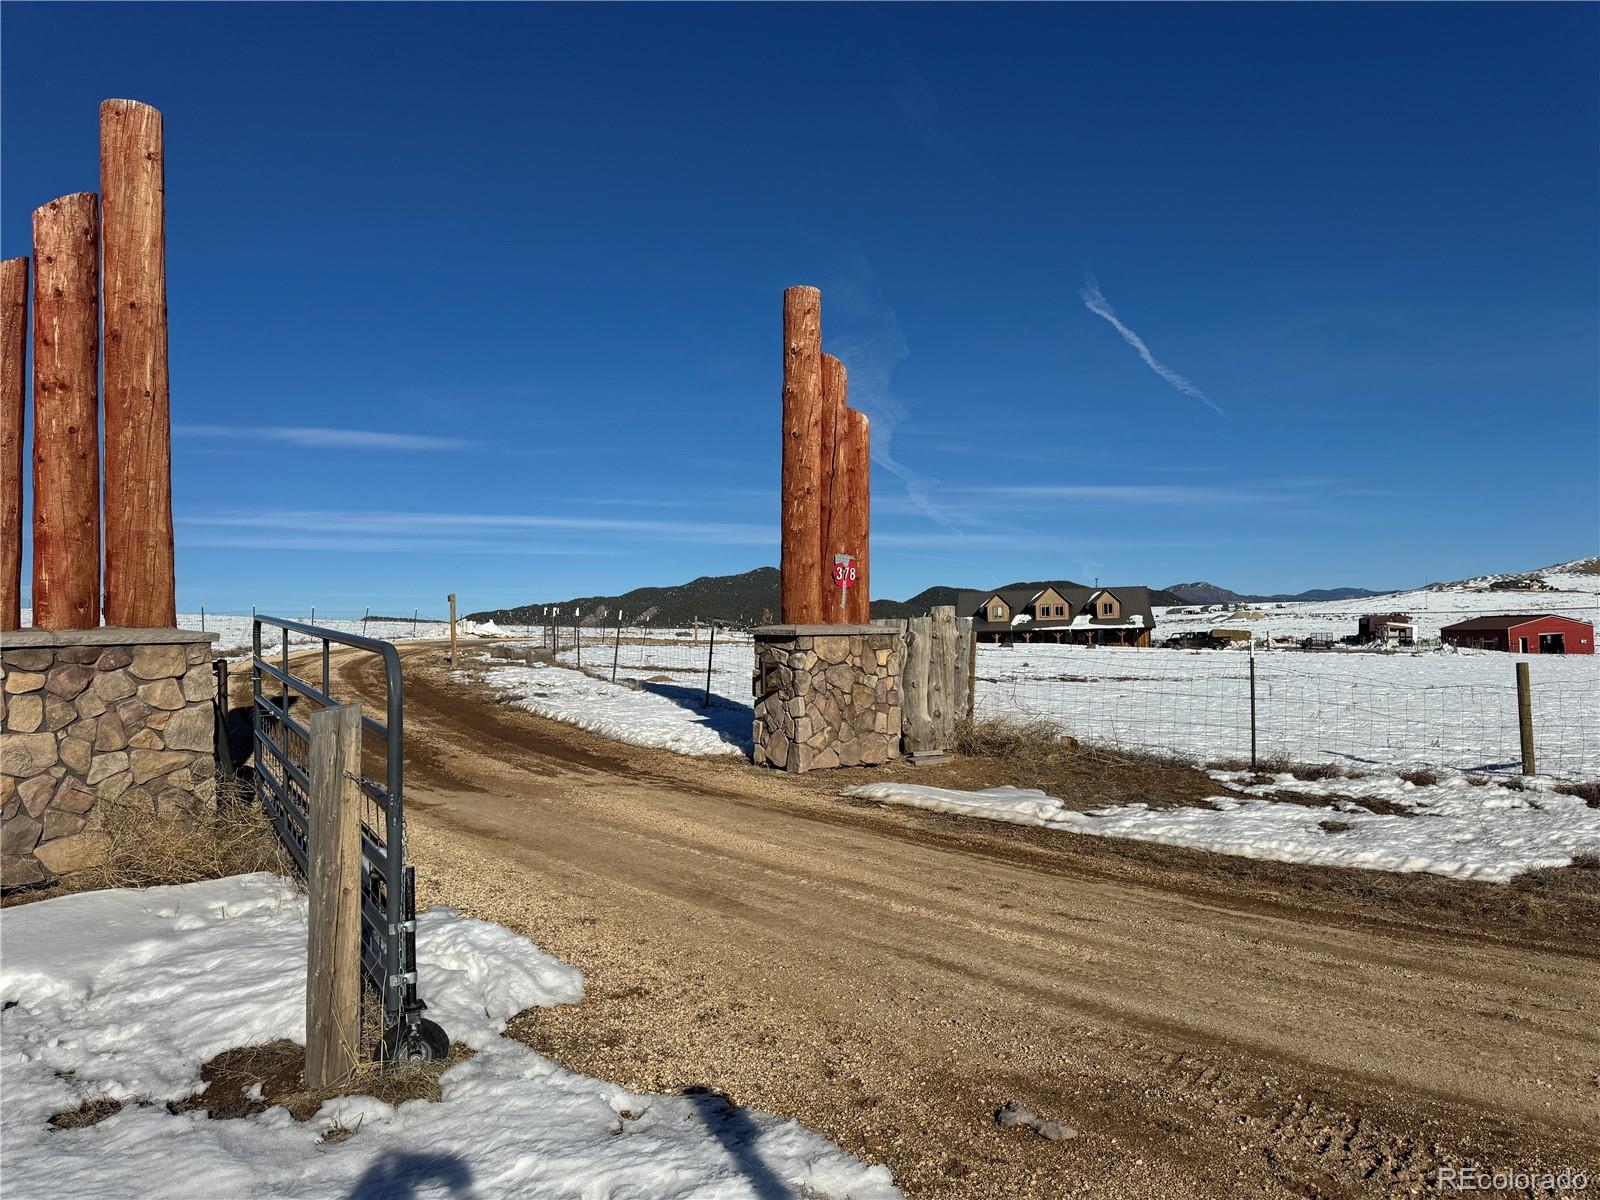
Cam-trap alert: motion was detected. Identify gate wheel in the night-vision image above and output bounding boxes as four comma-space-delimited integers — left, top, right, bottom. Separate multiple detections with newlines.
383, 1017, 449, 1065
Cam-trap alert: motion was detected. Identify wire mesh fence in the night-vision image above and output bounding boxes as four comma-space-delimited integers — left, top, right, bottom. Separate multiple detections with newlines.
538, 621, 755, 710
972, 644, 1600, 778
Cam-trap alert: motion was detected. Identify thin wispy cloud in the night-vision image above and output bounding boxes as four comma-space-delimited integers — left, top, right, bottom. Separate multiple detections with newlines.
179, 508, 775, 546
175, 425, 474, 451
826, 253, 957, 531
1078, 278, 1226, 419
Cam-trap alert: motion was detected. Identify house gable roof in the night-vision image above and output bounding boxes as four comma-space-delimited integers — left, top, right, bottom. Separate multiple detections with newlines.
957, 583, 1158, 628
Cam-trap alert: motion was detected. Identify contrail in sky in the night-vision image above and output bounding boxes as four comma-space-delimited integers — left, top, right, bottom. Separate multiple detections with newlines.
1079, 279, 1226, 418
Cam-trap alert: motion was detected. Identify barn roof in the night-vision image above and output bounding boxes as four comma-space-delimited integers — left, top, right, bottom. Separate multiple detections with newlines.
1440, 614, 1594, 633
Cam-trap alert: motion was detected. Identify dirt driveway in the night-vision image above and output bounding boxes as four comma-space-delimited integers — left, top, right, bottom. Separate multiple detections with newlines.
319, 642, 1599, 1199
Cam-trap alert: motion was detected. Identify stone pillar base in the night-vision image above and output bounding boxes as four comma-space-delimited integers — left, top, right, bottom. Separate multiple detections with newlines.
2, 627, 219, 887
752, 625, 902, 773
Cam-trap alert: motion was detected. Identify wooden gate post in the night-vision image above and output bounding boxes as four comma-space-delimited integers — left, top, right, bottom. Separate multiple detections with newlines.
780, 286, 823, 624
306, 701, 363, 1088
100, 99, 175, 628
447, 593, 457, 663
0, 257, 26, 631
31, 193, 101, 631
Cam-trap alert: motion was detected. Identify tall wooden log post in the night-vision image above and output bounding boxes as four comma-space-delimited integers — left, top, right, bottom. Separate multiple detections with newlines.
31, 194, 100, 630
842, 407, 871, 624
1, 258, 27, 630
780, 286, 824, 624
101, 99, 176, 628
817, 354, 846, 617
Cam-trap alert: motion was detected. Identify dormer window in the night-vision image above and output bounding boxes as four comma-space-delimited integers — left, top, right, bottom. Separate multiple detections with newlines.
991, 605, 1004, 620
1101, 601, 1114, 616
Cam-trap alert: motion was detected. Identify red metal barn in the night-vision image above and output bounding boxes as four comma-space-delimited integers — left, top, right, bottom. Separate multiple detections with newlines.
1439, 615, 1594, 655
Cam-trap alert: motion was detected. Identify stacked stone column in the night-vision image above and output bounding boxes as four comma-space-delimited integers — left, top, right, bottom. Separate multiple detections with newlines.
752, 626, 902, 773
2, 630, 218, 885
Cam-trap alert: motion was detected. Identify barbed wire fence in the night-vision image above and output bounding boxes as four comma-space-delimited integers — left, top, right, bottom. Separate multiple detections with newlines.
973, 646, 1600, 778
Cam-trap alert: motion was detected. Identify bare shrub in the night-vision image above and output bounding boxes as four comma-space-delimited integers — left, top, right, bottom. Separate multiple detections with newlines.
1398, 769, 1439, 788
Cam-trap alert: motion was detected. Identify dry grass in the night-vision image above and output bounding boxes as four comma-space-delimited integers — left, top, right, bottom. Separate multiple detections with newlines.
942, 717, 1225, 810
47, 1096, 124, 1129
166, 1039, 474, 1123
1555, 780, 1600, 808
1398, 769, 1439, 788
79, 778, 291, 893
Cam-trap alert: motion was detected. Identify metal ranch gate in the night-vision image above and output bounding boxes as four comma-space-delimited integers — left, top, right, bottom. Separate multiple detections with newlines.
251, 616, 445, 1060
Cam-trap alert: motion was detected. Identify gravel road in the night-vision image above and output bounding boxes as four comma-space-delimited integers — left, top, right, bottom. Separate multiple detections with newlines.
322, 643, 1600, 1199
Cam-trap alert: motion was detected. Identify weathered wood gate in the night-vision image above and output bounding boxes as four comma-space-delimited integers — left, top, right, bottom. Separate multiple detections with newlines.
880, 605, 976, 758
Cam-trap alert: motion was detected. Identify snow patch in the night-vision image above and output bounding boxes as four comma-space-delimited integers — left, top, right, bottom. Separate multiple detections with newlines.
0, 874, 897, 1199
845, 776, 1600, 883
483, 662, 750, 757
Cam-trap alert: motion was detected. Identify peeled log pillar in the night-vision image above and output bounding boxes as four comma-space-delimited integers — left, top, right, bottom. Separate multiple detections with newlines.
101, 99, 175, 628
31, 193, 101, 631
842, 408, 871, 624
825, 406, 871, 624
780, 286, 824, 624
817, 353, 846, 619
1, 258, 26, 630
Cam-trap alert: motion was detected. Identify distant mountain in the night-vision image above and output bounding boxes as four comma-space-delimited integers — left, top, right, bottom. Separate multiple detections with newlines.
473, 570, 1185, 627
1165, 581, 1395, 606
468, 567, 783, 628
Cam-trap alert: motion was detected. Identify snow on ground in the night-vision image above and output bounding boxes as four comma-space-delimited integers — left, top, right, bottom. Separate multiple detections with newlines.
846, 773, 1600, 883
0, 874, 898, 1200
18, 608, 455, 657
975, 643, 1600, 777
481, 660, 750, 757
1154, 563, 1600, 645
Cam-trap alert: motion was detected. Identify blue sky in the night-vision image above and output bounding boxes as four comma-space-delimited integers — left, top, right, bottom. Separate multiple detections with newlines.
3, 3, 1595, 617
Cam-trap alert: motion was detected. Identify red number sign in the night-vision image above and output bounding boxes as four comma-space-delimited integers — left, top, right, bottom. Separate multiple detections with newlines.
832, 556, 857, 588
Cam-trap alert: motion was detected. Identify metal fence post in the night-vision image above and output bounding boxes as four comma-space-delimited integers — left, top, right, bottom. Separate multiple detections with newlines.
1516, 662, 1535, 776
575, 614, 582, 668
199, 603, 205, 633
1249, 650, 1258, 769
612, 611, 622, 684
704, 621, 716, 708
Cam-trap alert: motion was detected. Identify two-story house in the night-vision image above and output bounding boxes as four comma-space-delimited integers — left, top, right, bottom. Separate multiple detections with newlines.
955, 584, 1158, 646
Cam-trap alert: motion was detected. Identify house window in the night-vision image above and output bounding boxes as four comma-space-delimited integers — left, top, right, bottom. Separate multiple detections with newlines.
1054, 605, 1065, 616
991, 605, 1003, 620
1101, 602, 1114, 616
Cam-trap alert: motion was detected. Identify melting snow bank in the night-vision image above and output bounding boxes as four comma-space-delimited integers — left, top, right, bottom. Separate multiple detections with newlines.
845, 774, 1600, 883
0, 874, 897, 1200
482, 662, 750, 757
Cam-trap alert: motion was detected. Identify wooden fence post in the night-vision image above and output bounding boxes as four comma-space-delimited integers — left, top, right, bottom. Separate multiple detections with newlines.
954, 616, 975, 722
902, 615, 933, 754
929, 605, 958, 749
447, 593, 457, 662
100, 99, 175, 628
0, 257, 26, 631
31, 193, 100, 631
1516, 662, 1535, 777
305, 701, 363, 1089
780, 286, 823, 624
